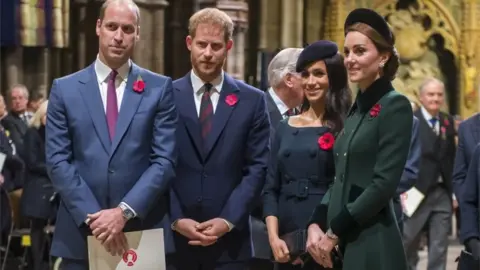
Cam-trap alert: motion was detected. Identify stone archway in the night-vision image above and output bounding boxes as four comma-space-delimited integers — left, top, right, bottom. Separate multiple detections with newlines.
374, 0, 461, 114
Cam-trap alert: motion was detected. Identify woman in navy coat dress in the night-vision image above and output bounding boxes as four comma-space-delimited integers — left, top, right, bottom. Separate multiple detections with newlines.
263, 40, 352, 270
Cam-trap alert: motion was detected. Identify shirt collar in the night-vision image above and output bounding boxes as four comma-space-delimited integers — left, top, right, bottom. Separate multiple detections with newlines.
268, 87, 289, 115
190, 70, 224, 94
94, 55, 131, 83
421, 106, 437, 121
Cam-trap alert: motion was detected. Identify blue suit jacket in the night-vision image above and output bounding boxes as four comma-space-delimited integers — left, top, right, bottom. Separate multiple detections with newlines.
45, 63, 178, 260
397, 116, 421, 195
459, 143, 480, 243
453, 113, 480, 198
170, 72, 270, 262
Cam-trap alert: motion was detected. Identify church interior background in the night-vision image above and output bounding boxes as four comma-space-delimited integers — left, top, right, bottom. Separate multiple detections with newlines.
1, 0, 480, 118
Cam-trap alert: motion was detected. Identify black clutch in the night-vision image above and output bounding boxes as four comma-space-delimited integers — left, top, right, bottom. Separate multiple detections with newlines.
455, 250, 479, 270
279, 229, 343, 268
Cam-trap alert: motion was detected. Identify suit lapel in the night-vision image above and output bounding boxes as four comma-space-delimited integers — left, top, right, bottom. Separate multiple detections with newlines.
111, 64, 144, 156
265, 91, 282, 126
79, 64, 110, 154
174, 73, 204, 159
204, 74, 240, 158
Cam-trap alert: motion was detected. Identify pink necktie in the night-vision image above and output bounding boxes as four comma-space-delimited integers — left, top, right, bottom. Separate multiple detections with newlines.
106, 70, 118, 140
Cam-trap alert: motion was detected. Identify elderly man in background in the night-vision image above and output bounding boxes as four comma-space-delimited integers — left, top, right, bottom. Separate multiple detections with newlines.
265, 48, 304, 135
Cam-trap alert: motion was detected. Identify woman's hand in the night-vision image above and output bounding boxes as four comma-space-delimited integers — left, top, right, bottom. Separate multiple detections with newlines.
269, 236, 290, 263
306, 224, 325, 264
316, 233, 338, 268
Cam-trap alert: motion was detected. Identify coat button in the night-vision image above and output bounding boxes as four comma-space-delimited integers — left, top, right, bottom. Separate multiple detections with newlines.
108, 169, 114, 174
197, 197, 203, 203
343, 153, 347, 156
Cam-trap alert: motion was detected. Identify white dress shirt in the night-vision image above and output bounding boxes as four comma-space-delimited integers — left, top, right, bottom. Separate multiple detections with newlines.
94, 56, 131, 113
190, 70, 224, 116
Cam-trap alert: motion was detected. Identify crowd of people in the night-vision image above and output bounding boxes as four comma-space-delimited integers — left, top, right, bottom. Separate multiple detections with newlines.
1, 0, 478, 269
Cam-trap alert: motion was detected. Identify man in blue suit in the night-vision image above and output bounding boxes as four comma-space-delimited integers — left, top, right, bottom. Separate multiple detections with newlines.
394, 116, 421, 232
454, 113, 480, 251
167, 8, 270, 270
45, 1, 177, 269
459, 143, 480, 263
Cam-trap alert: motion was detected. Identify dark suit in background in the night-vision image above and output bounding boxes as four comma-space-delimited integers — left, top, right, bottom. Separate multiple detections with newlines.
394, 116, 421, 233
458, 143, 480, 266
403, 109, 456, 270
1, 113, 28, 158
453, 113, 480, 242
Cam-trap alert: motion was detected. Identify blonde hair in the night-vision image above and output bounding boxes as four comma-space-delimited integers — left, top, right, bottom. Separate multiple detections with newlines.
29, 100, 48, 129
188, 8, 234, 41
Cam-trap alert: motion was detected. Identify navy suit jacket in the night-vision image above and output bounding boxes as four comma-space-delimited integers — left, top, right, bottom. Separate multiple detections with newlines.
397, 116, 421, 195
459, 143, 480, 243
453, 113, 480, 198
170, 72, 270, 262
46, 63, 178, 260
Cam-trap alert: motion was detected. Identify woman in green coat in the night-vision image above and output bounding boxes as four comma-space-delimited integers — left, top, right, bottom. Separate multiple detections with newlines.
306, 8, 412, 270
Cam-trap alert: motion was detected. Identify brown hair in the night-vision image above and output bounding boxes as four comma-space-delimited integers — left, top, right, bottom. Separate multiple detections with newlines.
188, 8, 234, 42
346, 22, 399, 81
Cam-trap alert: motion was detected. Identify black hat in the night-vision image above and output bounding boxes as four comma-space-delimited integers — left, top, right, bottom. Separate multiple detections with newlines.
295, 40, 338, 72
344, 8, 394, 45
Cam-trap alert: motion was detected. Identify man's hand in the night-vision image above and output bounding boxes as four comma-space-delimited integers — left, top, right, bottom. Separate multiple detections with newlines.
195, 218, 230, 239
174, 219, 217, 246
453, 199, 459, 210
0, 174, 4, 187
88, 208, 128, 256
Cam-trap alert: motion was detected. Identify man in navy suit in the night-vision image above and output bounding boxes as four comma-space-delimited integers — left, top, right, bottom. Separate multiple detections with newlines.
454, 113, 480, 250
45, 1, 177, 268
394, 116, 421, 232
168, 7, 270, 270
459, 143, 480, 263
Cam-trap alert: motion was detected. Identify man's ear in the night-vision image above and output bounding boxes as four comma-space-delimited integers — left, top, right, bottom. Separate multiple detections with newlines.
96, 19, 102, 37
186, 36, 193, 51
226, 39, 233, 51
284, 73, 294, 88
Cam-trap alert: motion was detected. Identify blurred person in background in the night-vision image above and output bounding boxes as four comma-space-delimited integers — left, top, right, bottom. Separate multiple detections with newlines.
20, 100, 55, 270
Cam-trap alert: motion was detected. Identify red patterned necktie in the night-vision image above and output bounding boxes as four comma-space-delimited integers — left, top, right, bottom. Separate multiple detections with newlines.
106, 70, 118, 140
200, 83, 214, 143
285, 108, 297, 116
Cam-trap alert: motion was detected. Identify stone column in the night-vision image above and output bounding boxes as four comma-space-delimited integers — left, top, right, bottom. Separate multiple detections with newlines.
36, 48, 50, 97
259, 0, 280, 51
216, 0, 248, 80
132, 0, 168, 73
280, 0, 303, 48
150, 0, 169, 74
74, 0, 89, 70
5, 48, 23, 90
305, 0, 326, 43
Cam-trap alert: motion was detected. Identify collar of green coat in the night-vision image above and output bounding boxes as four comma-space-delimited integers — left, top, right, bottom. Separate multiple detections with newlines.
354, 77, 394, 113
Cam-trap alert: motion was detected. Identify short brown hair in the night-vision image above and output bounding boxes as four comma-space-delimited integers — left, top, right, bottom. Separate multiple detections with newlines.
99, 0, 140, 25
188, 8, 234, 42
346, 22, 399, 81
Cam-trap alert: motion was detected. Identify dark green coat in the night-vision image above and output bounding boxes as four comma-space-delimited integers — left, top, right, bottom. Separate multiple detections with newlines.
310, 78, 412, 270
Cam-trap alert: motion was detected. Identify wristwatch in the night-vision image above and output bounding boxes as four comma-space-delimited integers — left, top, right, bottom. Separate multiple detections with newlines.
119, 203, 135, 221
171, 219, 179, 231
326, 228, 338, 240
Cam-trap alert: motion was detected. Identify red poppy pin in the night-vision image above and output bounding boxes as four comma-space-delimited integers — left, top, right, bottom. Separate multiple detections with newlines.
318, 132, 335, 150
443, 119, 449, 126
133, 75, 145, 93
369, 104, 381, 118
225, 94, 238, 106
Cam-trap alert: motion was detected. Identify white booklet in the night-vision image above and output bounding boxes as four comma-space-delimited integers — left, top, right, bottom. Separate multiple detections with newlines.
88, 228, 165, 270
401, 187, 425, 217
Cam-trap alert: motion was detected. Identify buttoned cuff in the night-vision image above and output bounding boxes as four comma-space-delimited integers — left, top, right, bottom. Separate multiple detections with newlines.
329, 205, 358, 238
221, 219, 235, 231
120, 202, 137, 218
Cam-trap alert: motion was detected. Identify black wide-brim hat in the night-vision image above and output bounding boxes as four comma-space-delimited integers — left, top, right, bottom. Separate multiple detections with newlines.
344, 8, 394, 45
295, 40, 338, 72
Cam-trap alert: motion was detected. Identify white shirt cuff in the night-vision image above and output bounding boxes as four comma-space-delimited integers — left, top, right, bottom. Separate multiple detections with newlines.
221, 219, 234, 231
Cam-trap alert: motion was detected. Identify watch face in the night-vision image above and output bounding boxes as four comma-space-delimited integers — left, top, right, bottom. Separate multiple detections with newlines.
124, 209, 134, 219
